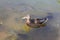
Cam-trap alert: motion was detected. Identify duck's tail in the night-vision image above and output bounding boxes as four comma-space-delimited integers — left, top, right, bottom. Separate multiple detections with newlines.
42, 18, 48, 24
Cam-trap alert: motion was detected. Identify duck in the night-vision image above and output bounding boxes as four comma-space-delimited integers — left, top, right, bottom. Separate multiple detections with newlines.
22, 14, 48, 28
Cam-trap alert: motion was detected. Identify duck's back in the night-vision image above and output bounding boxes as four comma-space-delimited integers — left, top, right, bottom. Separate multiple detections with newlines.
29, 18, 43, 24
30, 19, 35, 24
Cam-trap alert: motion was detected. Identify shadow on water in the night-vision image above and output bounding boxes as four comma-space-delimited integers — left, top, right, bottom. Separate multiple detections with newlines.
16, 13, 58, 40
47, 13, 53, 19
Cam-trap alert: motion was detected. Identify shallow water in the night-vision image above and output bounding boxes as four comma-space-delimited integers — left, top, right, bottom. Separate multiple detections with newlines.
0, 0, 60, 40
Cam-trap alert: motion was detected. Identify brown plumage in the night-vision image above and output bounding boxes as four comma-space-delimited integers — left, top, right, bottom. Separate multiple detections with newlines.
22, 14, 48, 28
26, 18, 47, 28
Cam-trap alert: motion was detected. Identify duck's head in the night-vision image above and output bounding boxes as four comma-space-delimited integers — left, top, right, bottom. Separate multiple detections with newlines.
22, 14, 31, 20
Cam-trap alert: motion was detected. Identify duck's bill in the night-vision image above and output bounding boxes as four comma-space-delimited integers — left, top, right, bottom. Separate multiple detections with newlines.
22, 17, 26, 19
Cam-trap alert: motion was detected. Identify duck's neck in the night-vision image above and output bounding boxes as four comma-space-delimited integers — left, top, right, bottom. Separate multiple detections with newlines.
26, 14, 31, 24
26, 17, 31, 24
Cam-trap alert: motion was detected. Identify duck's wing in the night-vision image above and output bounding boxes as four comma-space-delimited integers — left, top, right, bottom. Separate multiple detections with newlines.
30, 19, 35, 24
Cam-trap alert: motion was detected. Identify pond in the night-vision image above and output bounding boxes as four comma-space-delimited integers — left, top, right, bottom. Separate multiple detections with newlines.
0, 0, 60, 40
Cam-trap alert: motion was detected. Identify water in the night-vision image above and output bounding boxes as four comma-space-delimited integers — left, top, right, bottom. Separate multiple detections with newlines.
0, 0, 60, 40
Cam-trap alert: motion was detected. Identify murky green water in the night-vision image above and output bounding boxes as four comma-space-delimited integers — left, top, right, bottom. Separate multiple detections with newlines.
0, 0, 60, 40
